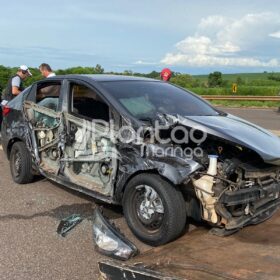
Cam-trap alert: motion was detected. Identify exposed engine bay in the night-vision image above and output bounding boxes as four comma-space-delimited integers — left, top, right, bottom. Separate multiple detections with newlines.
138, 113, 280, 234
191, 141, 280, 234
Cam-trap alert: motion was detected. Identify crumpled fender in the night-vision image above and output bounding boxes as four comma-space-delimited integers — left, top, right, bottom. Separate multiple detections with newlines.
114, 143, 201, 202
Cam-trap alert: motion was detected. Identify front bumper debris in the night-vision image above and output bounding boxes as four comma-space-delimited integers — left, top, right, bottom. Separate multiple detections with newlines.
213, 180, 280, 235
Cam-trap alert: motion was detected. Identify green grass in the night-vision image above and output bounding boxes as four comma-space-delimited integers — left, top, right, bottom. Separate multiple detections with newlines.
194, 72, 280, 82
193, 72, 280, 88
190, 86, 280, 96
179, 72, 280, 108
210, 100, 279, 108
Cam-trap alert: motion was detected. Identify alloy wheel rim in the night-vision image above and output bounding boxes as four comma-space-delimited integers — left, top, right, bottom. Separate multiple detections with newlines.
135, 185, 164, 230
13, 150, 22, 177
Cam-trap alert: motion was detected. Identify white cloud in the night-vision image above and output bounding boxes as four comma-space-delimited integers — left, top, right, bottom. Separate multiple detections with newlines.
269, 31, 280, 38
216, 13, 279, 48
161, 53, 279, 67
175, 36, 240, 55
134, 60, 157, 65
161, 12, 280, 68
198, 15, 232, 30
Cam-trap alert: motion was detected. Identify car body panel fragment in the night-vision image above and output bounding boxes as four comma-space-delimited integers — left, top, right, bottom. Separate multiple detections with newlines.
57, 214, 83, 237
92, 208, 138, 260
98, 261, 180, 280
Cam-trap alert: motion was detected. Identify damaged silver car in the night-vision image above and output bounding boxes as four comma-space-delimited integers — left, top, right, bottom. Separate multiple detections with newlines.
2, 74, 280, 246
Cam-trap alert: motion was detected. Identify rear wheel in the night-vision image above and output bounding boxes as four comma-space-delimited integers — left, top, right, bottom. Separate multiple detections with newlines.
123, 174, 187, 246
10, 142, 34, 184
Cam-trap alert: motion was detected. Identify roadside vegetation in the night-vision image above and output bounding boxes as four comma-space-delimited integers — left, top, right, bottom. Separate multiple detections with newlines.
211, 100, 278, 108
0, 65, 280, 107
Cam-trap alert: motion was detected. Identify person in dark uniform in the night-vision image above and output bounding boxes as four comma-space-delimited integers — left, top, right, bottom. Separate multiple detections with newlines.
0, 65, 32, 132
0, 84, 2, 128
2, 65, 32, 102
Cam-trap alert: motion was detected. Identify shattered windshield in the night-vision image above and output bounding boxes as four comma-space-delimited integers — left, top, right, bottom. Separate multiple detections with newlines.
101, 81, 219, 119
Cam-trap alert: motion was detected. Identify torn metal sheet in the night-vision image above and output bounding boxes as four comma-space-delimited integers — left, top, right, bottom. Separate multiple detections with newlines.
98, 261, 180, 280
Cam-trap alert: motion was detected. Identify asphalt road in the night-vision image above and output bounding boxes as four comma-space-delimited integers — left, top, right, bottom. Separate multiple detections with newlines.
0, 153, 150, 279
218, 106, 280, 132
0, 107, 279, 279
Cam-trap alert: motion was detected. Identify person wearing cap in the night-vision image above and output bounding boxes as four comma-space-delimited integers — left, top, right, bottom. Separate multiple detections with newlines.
2, 65, 32, 102
39, 63, 56, 78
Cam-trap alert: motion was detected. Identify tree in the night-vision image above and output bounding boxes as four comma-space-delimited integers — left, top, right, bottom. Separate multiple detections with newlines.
236, 76, 243, 85
170, 74, 194, 88
94, 64, 104, 74
145, 71, 160, 79
208, 71, 223, 87
123, 70, 133, 76
268, 72, 280, 81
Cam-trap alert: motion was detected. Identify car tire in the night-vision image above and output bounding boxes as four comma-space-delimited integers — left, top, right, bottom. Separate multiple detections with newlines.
123, 174, 187, 246
10, 142, 34, 184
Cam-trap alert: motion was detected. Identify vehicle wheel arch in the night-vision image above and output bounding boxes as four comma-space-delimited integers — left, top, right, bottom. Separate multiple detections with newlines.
117, 169, 181, 202
7, 138, 23, 160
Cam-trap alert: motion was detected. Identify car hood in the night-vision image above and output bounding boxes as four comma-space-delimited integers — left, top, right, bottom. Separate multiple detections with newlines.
175, 114, 280, 165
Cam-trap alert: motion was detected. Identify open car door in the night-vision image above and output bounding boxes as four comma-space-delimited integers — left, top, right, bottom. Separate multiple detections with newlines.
23, 79, 118, 198
23, 81, 63, 175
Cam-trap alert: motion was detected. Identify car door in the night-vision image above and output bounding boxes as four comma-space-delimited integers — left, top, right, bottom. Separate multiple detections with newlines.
61, 79, 118, 197
23, 78, 118, 197
23, 79, 64, 175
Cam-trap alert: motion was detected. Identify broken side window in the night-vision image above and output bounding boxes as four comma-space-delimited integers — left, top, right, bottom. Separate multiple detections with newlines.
70, 83, 109, 122
36, 83, 62, 112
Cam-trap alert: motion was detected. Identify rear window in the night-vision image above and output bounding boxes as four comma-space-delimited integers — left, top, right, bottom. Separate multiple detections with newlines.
7, 86, 31, 110
100, 81, 219, 119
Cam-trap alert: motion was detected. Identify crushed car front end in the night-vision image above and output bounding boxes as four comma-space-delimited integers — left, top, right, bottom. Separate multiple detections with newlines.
99, 79, 280, 241
154, 113, 280, 235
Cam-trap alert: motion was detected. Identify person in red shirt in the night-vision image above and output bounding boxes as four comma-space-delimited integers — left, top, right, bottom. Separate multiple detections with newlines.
160, 68, 172, 81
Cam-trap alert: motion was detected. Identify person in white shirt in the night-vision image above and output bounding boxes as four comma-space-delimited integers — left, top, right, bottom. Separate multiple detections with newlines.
39, 63, 56, 78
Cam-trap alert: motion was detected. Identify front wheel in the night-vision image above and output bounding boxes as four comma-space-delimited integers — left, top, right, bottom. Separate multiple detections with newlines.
10, 142, 34, 184
123, 174, 187, 246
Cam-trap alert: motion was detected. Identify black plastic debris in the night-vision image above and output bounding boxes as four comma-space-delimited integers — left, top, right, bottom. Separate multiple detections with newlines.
98, 261, 177, 280
57, 214, 83, 237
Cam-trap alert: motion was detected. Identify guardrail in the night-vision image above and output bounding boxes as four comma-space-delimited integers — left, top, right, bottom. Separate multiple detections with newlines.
202, 95, 280, 101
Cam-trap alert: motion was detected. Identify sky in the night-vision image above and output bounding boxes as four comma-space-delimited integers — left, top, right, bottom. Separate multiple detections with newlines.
0, 0, 280, 74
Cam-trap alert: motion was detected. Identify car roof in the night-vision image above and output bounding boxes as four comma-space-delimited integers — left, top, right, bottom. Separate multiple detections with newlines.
51, 74, 159, 82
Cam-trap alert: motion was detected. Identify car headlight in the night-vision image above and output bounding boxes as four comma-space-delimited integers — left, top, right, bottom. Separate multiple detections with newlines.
92, 207, 139, 260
